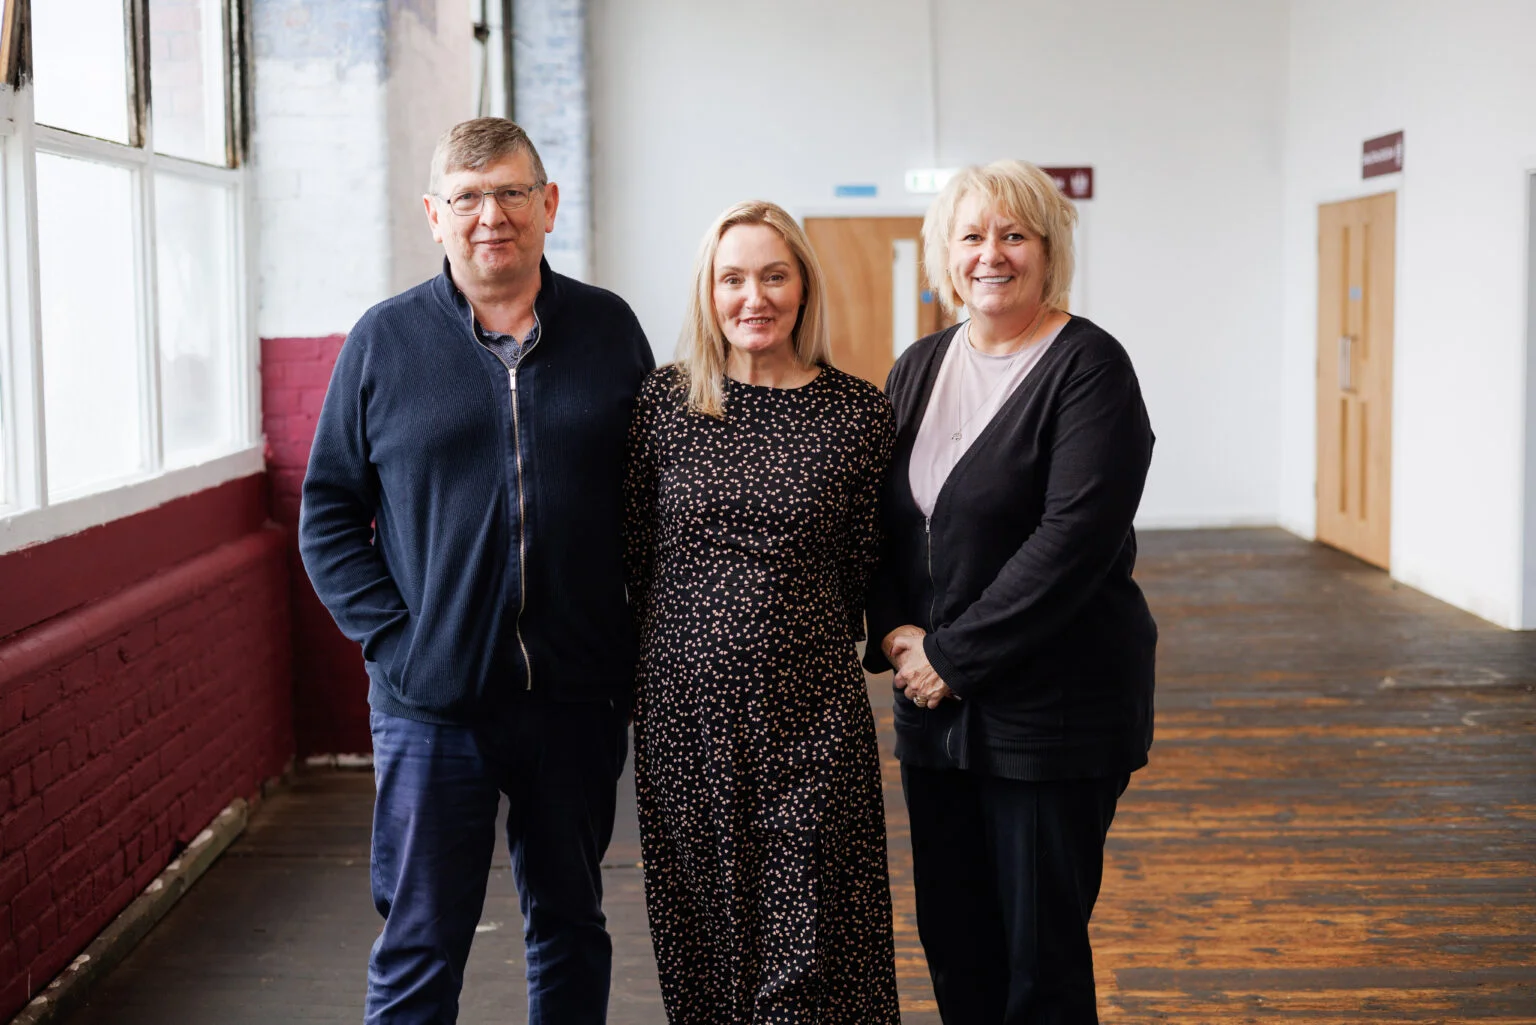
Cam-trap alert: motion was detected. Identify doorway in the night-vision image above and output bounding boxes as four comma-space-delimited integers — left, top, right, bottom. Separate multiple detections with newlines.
1315, 192, 1395, 569
804, 217, 952, 389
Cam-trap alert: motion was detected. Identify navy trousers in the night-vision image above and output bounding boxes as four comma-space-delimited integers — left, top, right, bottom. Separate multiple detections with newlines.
366, 701, 627, 1025
901, 766, 1128, 1025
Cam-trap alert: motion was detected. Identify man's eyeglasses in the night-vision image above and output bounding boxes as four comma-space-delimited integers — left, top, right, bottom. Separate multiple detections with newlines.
439, 183, 546, 217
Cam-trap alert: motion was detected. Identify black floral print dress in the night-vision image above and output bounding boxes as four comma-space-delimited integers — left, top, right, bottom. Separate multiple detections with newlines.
624, 364, 900, 1024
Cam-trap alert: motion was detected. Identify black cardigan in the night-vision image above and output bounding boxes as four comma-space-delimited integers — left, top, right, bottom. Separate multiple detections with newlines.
863, 316, 1157, 781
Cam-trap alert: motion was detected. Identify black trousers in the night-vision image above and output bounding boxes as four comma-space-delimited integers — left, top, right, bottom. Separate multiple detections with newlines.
901, 765, 1128, 1025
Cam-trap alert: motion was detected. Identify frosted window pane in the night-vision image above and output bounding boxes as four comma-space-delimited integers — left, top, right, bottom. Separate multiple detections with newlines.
33, 0, 132, 144
156, 175, 236, 463
37, 154, 144, 497
0, 150, 6, 508
151, 0, 229, 165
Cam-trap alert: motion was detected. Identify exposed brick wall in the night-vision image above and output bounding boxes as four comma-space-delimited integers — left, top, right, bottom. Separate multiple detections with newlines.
0, 476, 269, 641
514, 0, 591, 280
251, 0, 391, 338
261, 335, 371, 756
0, 508, 292, 1017
261, 335, 342, 526
386, 0, 473, 294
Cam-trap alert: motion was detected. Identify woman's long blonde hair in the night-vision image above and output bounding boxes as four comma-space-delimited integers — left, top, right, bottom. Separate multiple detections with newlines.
675, 201, 832, 417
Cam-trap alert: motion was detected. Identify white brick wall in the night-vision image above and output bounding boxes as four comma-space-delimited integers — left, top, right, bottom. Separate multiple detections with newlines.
514, 0, 590, 281
388, 0, 474, 294
253, 58, 390, 337
250, 0, 470, 336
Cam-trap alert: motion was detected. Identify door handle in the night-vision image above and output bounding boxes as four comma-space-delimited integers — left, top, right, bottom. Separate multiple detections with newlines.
1338, 335, 1354, 391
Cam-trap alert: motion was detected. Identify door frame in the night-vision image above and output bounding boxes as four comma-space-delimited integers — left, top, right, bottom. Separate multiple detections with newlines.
796, 209, 934, 389
1311, 179, 1406, 566
792, 203, 931, 222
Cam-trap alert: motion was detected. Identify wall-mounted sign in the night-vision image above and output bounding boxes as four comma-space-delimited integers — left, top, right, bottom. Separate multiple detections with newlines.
906, 166, 1093, 198
834, 183, 879, 198
1042, 166, 1093, 200
905, 168, 959, 194
1362, 131, 1404, 179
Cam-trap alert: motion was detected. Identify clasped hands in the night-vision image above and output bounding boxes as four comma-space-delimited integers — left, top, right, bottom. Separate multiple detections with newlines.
881, 625, 954, 709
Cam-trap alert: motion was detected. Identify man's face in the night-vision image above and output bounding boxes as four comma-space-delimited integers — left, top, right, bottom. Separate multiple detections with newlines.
424, 150, 559, 291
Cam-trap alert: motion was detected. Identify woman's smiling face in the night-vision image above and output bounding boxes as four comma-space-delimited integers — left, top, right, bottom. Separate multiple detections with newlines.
713, 223, 805, 359
947, 191, 1048, 320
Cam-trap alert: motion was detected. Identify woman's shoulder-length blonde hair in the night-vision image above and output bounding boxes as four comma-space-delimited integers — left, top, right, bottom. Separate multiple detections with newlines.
675, 200, 832, 418
922, 160, 1078, 315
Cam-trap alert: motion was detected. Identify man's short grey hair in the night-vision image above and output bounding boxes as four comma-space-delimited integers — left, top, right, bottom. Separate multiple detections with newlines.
428, 118, 548, 194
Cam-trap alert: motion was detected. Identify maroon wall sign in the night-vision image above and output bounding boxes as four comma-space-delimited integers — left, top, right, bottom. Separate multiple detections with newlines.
1362, 131, 1404, 179
1042, 166, 1093, 200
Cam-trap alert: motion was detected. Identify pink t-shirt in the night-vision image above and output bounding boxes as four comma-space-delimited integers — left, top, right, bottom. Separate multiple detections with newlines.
908, 320, 1064, 518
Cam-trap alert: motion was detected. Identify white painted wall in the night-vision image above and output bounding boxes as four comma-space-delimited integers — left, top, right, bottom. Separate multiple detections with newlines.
251, 0, 471, 336
514, 0, 593, 280
253, 58, 390, 337
1278, 0, 1536, 628
1524, 173, 1536, 628
589, 0, 1289, 529
244, 0, 1536, 628
389, 0, 475, 294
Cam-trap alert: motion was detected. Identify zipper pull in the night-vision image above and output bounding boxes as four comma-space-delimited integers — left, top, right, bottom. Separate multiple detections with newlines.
509, 367, 516, 392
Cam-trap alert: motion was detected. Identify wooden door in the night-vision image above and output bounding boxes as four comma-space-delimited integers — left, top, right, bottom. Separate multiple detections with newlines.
1316, 192, 1395, 568
804, 217, 951, 389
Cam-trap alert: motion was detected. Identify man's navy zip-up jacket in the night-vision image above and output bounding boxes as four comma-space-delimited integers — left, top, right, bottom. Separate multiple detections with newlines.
299, 258, 654, 724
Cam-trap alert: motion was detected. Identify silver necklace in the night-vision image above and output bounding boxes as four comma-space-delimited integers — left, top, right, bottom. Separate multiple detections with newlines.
951, 307, 1050, 443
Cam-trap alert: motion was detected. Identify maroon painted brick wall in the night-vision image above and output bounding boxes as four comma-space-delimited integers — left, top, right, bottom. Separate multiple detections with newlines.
0, 477, 269, 642
0, 482, 293, 1017
260, 335, 371, 756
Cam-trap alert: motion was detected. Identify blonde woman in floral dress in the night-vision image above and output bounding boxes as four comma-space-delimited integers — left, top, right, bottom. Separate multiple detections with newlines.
623, 201, 899, 1024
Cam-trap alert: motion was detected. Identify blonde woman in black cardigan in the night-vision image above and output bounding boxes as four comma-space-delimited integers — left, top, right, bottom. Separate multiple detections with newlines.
864, 160, 1156, 1025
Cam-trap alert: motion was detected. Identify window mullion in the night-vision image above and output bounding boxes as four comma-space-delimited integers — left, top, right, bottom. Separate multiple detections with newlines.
33, 126, 151, 166
225, 0, 249, 167
226, 0, 255, 445
133, 0, 162, 474
124, 0, 149, 149
145, 150, 238, 184
205, 0, 227, 166
6, 86, 47, 509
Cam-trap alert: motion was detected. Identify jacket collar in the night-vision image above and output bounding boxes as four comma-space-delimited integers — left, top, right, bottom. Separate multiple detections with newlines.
432, 255, 560, 322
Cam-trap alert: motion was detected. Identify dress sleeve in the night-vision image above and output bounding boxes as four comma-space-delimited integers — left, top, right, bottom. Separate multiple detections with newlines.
840, 392, 896, 642
861, 357, 913, 673
622, 374, 664, 633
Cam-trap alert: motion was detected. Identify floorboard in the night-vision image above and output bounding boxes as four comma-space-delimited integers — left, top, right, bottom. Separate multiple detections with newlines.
59, 528, 1536, 1023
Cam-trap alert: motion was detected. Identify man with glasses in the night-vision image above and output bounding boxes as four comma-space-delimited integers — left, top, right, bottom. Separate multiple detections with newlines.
300, 118, 654, 1025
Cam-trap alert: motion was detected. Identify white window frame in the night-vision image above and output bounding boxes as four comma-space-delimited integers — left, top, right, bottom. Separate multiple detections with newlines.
0, 0, 260, 554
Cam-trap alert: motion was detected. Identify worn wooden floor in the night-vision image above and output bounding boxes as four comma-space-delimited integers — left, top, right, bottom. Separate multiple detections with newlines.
60, 529, 1536, 1023
1094, 529, 1536, 1023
